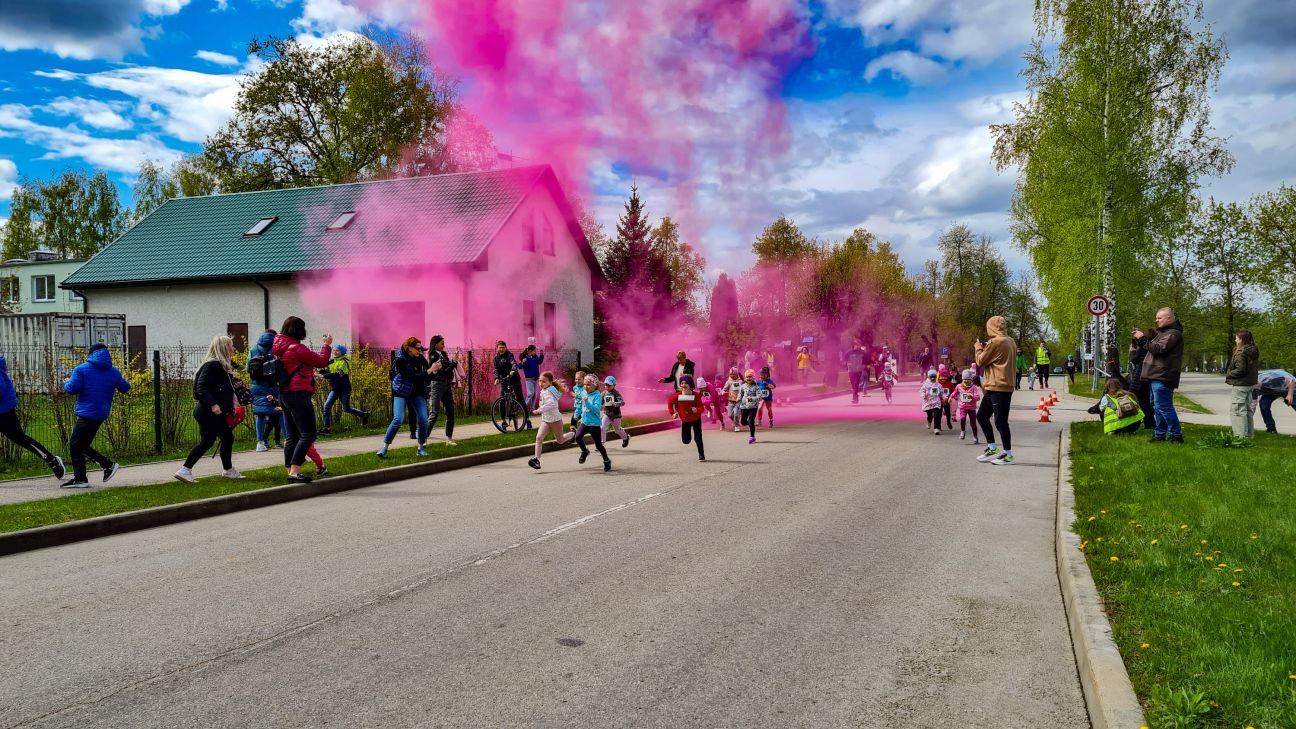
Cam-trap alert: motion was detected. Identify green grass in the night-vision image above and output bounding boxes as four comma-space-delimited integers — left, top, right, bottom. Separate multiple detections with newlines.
1067, 379, 1210, 414
1070, 421, 1296, 729
0, 417, 653, 533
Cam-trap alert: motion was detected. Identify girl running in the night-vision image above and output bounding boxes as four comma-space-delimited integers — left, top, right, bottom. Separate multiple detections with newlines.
738, 369, 762, 444
725, 368, 743, 432
668, 375, 706, 460
696, 376, 725, 429
881, 359, 896, 404
0, 354, 66, 479
758, 366, 777, 428
601, 375, 630, 448
570, 370, 587, 434
575, 374, 611, 471
529, 371, 572, 469
937, 364, 955, 430
953, 369, 983, 442
920, 369, 945, 435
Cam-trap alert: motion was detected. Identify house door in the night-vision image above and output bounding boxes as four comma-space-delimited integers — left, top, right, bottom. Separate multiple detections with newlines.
352, 302, 426, 353
127, 326, 147, 372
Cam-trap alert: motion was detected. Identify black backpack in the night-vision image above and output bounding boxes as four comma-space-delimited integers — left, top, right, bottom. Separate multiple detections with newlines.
247, 351, 280, 384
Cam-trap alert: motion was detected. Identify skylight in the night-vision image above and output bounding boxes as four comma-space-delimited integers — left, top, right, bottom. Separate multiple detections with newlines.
243, 217, 278, 237
327, 211, 357, 230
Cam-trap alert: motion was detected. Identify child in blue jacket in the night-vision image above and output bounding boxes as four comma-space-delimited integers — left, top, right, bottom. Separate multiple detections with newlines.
62, 344, 131, 487
0, 355, 66, 479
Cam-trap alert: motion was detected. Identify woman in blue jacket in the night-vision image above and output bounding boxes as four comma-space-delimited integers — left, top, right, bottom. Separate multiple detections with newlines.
62, 343, 130, 488
0, 355, 66, 480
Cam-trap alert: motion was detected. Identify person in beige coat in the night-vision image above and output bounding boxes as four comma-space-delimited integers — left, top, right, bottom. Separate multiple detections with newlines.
974, 315, 1019, 466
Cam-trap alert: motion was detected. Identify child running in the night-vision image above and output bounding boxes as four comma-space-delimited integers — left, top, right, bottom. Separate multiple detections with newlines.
569, 369, 587, 436
601, 375, 630, 448
758, 366, 777, 428
881, 359, 896, 404
529, 371, 573, 469
575, 374, 612, 471
937, 364, 955, 430
920, 369, 945, 435
696, 376, 726, 429
738, 369, 763, 443
952, 369, 983, 443
725, 368, 743, 432
667, 375, 706, 461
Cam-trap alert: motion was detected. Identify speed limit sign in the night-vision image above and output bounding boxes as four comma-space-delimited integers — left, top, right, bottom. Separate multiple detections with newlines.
1087, 295, 1112, 316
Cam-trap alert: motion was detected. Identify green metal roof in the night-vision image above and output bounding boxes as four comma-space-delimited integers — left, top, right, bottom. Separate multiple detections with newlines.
63, 165, 561, 288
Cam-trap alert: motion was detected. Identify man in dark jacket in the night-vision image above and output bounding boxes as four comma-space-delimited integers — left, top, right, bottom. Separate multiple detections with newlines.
1134, 307, 1185, 443
844, 342, 869, 403
493, 340, 531, 429
62, 344, 131, 487
659, 351, 695, 391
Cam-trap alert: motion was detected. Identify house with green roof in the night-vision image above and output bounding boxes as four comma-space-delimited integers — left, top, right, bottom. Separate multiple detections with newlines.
61, 165, 602, 359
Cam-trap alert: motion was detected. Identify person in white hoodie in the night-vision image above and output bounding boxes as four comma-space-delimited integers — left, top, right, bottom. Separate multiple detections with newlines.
920, 369, 945, 434
528, 371, 573, 470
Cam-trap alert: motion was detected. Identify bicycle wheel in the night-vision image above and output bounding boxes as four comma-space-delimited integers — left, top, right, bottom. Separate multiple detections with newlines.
491, 396, 524, 433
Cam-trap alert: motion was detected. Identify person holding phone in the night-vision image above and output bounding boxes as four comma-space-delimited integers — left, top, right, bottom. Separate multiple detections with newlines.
519, 342, 545, 410
271, 316, 333, 482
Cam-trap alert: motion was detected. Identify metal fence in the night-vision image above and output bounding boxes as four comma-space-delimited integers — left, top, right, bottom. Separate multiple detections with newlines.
0, 344, 582, 472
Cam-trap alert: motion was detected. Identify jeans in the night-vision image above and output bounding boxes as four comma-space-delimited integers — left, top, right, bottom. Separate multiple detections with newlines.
849, 371, 864, 402
1229, 385, 1254, 438
428, 381, 456, 439
1258, 392, 1295, 433
524, 378, 539, 409
385, 394, 428, 444
185, 407, 233, 470
322, 391, 367, 428
1149, 380, 1181, 438
255, 412, 287, 444
68, 416, 111, 481
280, 390, 318, 467
0, 409, 57, 465
976, 391, 1012, 451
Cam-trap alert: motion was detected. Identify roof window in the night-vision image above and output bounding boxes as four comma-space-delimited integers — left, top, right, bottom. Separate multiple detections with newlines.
327, 211, 357, 230
243, 217, 278, 237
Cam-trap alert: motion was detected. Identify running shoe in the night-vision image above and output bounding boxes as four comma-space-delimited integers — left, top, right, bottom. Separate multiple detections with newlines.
255, 441, 269, 452
446, 439, 458, 446
318, 427, 332, 435
416, 447, 428, 457
103, 463, 120, 483
50, 456, 66, 479
699, 455, 706, 462
733, 426, 740, 433
959, 431, 966, 440
973, 437, 980, 445
361, 412, 371, 426
286, 473, 312, 483
60, 479, 91, 489
223, 468, 246, 479
376, 447, 388, 458
976, 446, 1002, 463
174, 467, 196, 483
622, 435, 631, 448
934, 429, 941, 435
992, 453, 1015, 466
314, 466, 328, 476
603, 459, 611, 472
579, 452, 588, 464
528, 458, 541, 470
748, 437, 756, 444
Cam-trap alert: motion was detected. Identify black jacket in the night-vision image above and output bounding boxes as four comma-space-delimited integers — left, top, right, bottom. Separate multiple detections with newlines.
193, 360, 235, 412
392, 351, 430, 397
1139, 321, 1185, 388
428, 349, 457, 384
661, 359, 695, 385
494, 351, 519, 384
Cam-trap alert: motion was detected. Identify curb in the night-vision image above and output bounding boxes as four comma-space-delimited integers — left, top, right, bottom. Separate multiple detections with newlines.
1055, 426, 1148, 729
0, 419, 680, 557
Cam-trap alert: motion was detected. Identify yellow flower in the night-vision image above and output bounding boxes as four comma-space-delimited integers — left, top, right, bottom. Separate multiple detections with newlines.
1088, 516, 1097, 522
1110, 556, 1120, 562
1251, 533, 1258, 539
1139, 643, 1150, 649
1100, 510, 1107, 514
1097, 537, 1104, 542
1234, 568, 1243, 574
1180, 524, 1189, 529
1218, 563, 1228, 568
1232, 582, 1241, 587
1089, 466, 1094, 470
1201, 539, 1209, 544
1150, 539, 1159, 545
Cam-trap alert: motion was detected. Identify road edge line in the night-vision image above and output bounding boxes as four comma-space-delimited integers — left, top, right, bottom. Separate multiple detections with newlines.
1056, 424, 1148, 729
0, 420, 681, 557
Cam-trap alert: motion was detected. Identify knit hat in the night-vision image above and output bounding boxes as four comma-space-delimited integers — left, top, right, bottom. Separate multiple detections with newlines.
335, 344, 347, 356
729, 366, 740, 376
603, 375, 617, 386
962, 368, 975, 381
695, 377, 707, 389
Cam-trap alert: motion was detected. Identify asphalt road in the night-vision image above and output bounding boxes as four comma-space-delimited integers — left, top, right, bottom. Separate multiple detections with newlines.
1, 393, 1087, 728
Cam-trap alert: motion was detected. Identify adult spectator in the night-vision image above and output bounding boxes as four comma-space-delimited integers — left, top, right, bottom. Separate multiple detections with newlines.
844, 341, 870, 403
1127, 328, 1155, 430
659, 350, 696, 391
1134, 307, 1184, 443
1034, 339, 1052, 389
175, 335, 242, 483
427, 335, 459, 445
379, 337, 432, 457
1014, 349, 1027, 390
519, 344, 545, 409
0, 354, 66, 480
796, 347, 811, 386
918, 346, 934, 374
247, 330, 286, 451
494, 340, 532, 429
272, 316, 333, 482
974, 316, 1018, 466
1255, 369, 1296, 434
62, 343, 130, 488
1224, 330, 1259, 438
1086, 377, 1144, 435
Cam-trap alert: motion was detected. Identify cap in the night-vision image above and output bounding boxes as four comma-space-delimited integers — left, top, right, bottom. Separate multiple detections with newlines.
334, 344, 347, 356
729, 366, 740, 375
603, 375, 617, 386
927, 369, 938, 378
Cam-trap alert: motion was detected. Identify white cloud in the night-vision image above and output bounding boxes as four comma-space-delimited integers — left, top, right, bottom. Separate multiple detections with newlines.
41, 97, 133, 131
0, 159, 18, 202
195, 49, 240, 66
0, 104, 181, 173
0, 0, 191, 60
864, 51, 947, 85
291, 0, 421, 40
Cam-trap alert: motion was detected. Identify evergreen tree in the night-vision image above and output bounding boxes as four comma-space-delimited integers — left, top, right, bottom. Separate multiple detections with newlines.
603, 183, 653, 290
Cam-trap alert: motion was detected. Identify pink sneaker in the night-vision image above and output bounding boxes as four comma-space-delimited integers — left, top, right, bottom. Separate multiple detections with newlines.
748, 437, 756, 444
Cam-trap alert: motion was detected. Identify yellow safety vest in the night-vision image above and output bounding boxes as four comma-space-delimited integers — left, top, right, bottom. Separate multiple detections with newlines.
1102, 393, 1143, 434
1036, 346, 1050, 366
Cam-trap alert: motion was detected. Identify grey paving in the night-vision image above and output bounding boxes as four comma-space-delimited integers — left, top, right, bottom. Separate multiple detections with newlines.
0, 388, 1087, 728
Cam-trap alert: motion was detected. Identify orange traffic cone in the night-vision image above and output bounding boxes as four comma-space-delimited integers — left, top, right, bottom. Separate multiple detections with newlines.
1049, 393, 1059, 406
1038, 397, 1048, 410
1038, 408, 1052, 423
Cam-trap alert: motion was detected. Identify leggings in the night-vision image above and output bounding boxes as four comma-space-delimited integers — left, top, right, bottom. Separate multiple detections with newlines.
534, 420, 570, 459
942, 401, 953, 429
280, 390, 317, 468
576, 424, 610, 462
184, 407, 233, 470
926, 408, 942, 429
602, 415, 628, 443
976, 390, 1013, 451
959, 408, 979, 437
740, 407, 758, 438
760, 400, 774, 423
0, 409, 57, 465
428, 381, 456, 439
680, 419, 704, 458
69, 416, 111, 482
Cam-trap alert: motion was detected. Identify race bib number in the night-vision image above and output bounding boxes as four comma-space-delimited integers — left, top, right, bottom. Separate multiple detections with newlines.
678, 394, 695, 401
959, 392, 973, 403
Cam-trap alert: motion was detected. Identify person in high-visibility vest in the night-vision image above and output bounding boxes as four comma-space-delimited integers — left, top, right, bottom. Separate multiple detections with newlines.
1087, 378, 1144, 435
1034, 339, 1052, 389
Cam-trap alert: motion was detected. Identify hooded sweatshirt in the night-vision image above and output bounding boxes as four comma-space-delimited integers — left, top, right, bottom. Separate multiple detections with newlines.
272, 334, 331, 393
247, 331, 280, 415
64, 347, 131, 420
1224, 343, 1259, 387
975, 316, 1018, 393
0, 356, 18, 415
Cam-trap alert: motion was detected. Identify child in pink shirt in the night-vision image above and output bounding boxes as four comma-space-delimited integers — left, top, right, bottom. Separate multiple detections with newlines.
952, 368, 983, 443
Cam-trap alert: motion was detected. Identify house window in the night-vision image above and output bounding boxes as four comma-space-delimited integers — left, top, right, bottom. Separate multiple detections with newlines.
32, 275, 55, 302
540, 215, 554, 256
0, 276, 17, 304
227, 323, 250, 351
68, 288, 84, 302
243, 217, 278, 237
327, 211, 357, 230
544, 302, 557, 347
523, 300, 536, 342
523, 214, 537, 252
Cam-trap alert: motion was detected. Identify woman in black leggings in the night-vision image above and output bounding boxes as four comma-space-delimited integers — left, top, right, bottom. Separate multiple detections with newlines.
426, 335, 459, 445
0, 355, 66, 478
175, 335, 242, 482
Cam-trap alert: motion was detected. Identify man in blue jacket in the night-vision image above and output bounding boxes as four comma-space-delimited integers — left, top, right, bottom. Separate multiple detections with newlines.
1, 355, 66, 479
62, 344, 131, 487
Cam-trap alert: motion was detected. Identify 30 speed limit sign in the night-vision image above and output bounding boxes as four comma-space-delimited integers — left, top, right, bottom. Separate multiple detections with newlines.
1087, 295, 1112, 316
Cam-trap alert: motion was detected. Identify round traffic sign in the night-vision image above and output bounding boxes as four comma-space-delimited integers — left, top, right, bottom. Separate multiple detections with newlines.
1087, 295, 1112, 316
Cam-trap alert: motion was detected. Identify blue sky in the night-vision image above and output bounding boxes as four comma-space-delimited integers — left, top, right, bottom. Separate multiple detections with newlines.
2, 0, 1293, 278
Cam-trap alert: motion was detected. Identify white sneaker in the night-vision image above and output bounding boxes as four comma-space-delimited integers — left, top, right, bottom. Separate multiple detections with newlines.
174, 467, 196, 484
933, 429, 941, 435
223, 468, 245, 479
976, 446, 1002, 463
734, 426, 740, 433
959, 431, 966, 440
255, 441, 269, 452
973, 437, 980, 444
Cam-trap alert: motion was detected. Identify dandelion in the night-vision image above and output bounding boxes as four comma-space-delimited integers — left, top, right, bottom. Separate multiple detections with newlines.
1139, 643, 1150, 649
1201, 539, 1209, 544
1251, 533, 1258, 539
1218, 563, 1228, 568
1110, 556, 1120, 562
1150, 539, 1159, 545
1232, 582, 1241, 587
1088, 516, 1097, 522
1180, 524, 1189, 529
1100, 510, 1107, 514
1234, 568, 1243, 574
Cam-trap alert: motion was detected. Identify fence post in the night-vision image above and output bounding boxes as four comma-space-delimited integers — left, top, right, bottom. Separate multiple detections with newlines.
152, 349, 162, 454
467, 352, 474, 415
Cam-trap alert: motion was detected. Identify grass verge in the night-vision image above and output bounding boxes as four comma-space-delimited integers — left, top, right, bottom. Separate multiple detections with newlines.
1070, 421, 1296, 729
0, 417, 651, 534
1067, 379, 1210, 414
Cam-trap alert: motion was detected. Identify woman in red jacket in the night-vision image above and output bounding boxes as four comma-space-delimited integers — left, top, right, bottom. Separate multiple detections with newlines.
271, 316, 333, 482
667, 375, 706, 461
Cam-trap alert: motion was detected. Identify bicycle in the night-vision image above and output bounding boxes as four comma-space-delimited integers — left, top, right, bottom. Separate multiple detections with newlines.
491, 391, 528, 433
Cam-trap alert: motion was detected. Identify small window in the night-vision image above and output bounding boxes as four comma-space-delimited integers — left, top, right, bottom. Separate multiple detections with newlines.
32, 275, 55, 302
327, 211, 357, 230
540, 216, 554, 256
523, 216, 536, 252
0, 276, 18, 304
523, 300, 536, 340
244, 217, 278, 237
544, 302, 557, 347
68, 288, 85, 302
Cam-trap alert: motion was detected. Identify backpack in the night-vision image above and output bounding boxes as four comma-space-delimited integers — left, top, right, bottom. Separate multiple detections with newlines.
247, 351, 280, 384
1115, 391, 1139, 417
